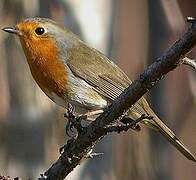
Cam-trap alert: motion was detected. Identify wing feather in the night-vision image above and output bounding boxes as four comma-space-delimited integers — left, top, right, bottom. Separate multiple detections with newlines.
66, 44, 130, 100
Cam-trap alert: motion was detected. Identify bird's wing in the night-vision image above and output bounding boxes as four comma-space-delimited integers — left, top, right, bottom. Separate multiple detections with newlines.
66, 43, 132, 101
66, 43, 146, 115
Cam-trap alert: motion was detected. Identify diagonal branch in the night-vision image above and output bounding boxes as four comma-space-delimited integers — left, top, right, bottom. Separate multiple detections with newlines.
39, 17, 196, 180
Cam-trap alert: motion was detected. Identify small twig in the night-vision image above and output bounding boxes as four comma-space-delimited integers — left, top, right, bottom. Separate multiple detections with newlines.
182, 57, 196, 70
86, 152, 104, 159
85, 148, 104, 159
104, 114, 153, 133
187, 17, 195, 24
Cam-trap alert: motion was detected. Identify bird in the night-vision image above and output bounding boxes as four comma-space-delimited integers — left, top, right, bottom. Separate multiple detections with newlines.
2, 17, 195, 162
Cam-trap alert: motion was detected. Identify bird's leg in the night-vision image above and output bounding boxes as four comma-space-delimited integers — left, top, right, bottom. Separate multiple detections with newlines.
82, 109, 104, 121
64, 103, 85, 137
64, 105, 103, 137
64, 103, 75, 137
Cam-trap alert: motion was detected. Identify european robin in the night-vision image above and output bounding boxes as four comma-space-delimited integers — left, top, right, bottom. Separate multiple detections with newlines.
2, 17, 195, 161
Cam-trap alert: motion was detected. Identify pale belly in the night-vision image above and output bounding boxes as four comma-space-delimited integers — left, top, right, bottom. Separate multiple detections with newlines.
46, 75, 108, 115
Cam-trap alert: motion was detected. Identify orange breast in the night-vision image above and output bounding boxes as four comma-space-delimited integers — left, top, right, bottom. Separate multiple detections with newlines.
20, 36, 69, 100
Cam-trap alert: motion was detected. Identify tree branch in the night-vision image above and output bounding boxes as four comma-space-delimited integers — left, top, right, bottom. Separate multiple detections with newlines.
39, 17, 196, 180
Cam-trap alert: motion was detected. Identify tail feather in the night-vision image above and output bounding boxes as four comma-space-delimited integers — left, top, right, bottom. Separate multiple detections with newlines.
151, 116, 196, 162
143, 106, 196, 162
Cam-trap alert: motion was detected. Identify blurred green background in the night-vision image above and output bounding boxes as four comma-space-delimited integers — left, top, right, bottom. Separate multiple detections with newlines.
0, 0, 195, 179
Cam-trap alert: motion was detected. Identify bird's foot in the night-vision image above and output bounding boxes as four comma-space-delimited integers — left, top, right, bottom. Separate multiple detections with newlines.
64, 103, 86, 137
82, 109, 104, 121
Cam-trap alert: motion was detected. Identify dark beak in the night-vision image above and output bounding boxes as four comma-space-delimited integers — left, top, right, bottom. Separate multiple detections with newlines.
2, 27, 22, 36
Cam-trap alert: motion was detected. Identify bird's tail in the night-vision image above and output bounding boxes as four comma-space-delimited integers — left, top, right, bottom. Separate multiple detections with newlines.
142, 101, 196, 162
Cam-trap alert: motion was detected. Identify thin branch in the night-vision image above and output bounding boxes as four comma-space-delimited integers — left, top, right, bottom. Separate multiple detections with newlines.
104, 114, 153, 133
182, 57, 196, 70
39, 17, 196, 180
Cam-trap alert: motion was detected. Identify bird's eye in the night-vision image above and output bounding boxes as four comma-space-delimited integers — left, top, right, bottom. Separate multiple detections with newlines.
35, 27, 45, 35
